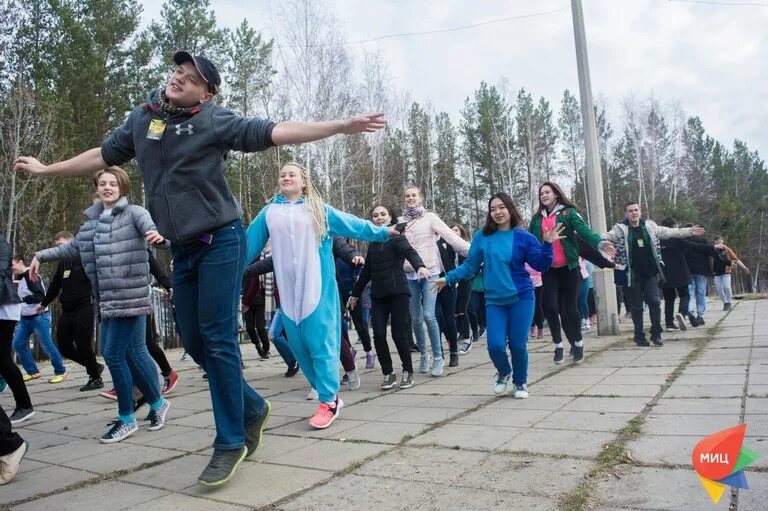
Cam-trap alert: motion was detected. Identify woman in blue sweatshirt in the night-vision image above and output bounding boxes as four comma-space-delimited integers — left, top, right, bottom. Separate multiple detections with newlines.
435, 193, 561, 398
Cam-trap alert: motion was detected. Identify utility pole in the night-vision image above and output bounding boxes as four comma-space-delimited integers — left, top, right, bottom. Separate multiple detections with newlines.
571, 0, 619, 335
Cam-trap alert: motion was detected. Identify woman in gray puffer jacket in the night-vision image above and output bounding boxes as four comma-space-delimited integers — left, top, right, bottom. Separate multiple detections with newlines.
31, 167, 170, 444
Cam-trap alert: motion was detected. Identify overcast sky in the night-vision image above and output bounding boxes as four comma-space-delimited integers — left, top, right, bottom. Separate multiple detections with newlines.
138, 0, 768, 157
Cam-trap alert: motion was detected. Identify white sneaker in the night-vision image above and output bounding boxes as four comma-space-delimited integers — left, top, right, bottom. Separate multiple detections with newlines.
346, 370, 361, 391
306, 388, 318, 400
458, 340, 473, 355
675, 312, 688, 331
0, 441, 28, 485
513, 384, 529, 399
493, 374, 510, 395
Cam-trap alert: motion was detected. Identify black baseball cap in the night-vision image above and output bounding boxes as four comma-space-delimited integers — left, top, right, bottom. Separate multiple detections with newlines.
173, 50, 221, 95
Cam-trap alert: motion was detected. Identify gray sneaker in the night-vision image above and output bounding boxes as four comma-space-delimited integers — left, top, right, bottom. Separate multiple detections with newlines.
147, 399, 171, 431
8, 408, 35, 426
430, 356, 444, 377
245, 400, 272, 458
347, 370, 361, 391
381, 373, 398, 390
400, 371, 414, 389
198, 446, 248, 487
100, 419, 138, 444
418, 354, 430, 374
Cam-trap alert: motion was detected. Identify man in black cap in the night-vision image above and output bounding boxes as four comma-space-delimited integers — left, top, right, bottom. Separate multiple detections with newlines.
14, 50, 386, 487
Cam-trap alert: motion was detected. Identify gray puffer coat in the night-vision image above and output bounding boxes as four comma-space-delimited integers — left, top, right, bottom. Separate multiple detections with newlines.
36, 197, 167, 318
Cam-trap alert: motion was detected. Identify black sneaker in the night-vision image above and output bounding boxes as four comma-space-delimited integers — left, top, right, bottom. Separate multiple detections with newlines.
285, 362, 300, 377
80, 377, 104, 392
198, 446, 248, 487
409, 343, 419, 353
665, 323, 679, 332
147, 399, 171, 431
569, 345, 575, 356
245, 400, 271, 457
340, 373, 349, 385
100, 419, 138, 444
9, 408, 35, 426
554, 347, 564, 365
573, 345, 585, 364
202, 372, 208, 380
635, 338, 651, 347
449, 353, 459, 367
723, 303, 729, 311
698, 316, 705, 326
651, 336, 664, 347
255, 345, 267, 359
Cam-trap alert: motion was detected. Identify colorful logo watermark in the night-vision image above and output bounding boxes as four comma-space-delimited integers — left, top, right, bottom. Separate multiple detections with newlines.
692, 424, 760, 503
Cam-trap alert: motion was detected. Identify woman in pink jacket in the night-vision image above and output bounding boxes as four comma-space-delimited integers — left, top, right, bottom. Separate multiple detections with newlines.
399, 186, 470, 376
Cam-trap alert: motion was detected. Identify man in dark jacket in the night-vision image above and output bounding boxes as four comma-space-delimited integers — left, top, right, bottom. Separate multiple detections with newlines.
15, 51, 385, 486
242, 259, 269, 359
38, 231, 103, 391
683, 224, 711, 326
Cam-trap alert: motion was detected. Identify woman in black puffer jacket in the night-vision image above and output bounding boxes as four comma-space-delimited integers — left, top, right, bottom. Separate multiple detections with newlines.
348, 205, 428, 390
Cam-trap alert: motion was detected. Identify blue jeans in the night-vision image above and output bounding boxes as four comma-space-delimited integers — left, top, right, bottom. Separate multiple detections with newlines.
408, 278, 442, 359
172, 220, 267, 450
269, 309, 296, 367
578, 280, 591, 320
688, 274, 707, 317
486, 300, 534, 385
100, 315, 160, 418
12, 312, 66, 375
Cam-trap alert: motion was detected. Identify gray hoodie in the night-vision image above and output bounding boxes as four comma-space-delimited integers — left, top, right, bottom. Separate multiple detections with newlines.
101, 90, 275, 243
36, 197, 167, 318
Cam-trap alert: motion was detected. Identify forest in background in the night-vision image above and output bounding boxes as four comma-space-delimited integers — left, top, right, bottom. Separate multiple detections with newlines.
1, 0, 765, 292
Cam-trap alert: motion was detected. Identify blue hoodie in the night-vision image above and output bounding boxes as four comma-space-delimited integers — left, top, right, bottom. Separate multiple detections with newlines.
445, 227, 553, 305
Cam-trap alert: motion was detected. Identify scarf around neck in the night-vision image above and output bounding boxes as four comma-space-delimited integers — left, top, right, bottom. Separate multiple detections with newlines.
404, 205, 426, 221
156, 90, 196, 116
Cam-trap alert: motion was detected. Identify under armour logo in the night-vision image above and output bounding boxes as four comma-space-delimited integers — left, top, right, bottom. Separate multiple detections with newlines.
175, 124, 194, 135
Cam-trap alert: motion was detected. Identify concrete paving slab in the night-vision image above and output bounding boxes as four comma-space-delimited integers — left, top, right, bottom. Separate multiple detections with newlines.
328, 420, 426, 444
136, 494, 249, 511
407, 423, 525, 451
561, 396, 650, 414
268, 438, 389, 471
535, 410, 636, 432
581, 384, 661, 397
416, 486, 559, 511
373, 406, 465, 424
11, 481, 168, 511
642, 414, 739, 436
120, 454, 212, 490
354, 446, 487, 484
61, 445, 184, 474
268, 418, 368, 439
485, 395, 574, 411
3, 465, 96, 504
454, 407, 553, 428
664, 384, 744, 398
499, 428, 614, 457
627, 434, 697, 465
746, 397, 768, 414
653, 397, 742, 415
676, 373, 746, 385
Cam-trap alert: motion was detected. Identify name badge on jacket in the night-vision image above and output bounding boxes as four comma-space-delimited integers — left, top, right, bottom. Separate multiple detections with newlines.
146, 119, 167, 140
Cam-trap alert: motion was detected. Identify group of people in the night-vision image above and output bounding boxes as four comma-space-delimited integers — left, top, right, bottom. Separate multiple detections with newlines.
0, 50, 747, 489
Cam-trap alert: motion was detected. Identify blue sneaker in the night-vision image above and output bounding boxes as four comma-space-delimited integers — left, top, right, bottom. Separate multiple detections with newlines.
419, 354, 430, 374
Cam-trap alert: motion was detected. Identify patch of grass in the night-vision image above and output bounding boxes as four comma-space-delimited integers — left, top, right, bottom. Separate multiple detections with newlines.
558, 483, 591, 511
736, 293, 767, 301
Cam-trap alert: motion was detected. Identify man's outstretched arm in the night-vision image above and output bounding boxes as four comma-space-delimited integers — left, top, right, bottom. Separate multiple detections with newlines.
14, 147, 107, 177
271, 113, 386, 146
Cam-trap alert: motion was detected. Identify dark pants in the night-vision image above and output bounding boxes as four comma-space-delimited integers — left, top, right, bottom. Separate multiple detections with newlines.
371, 294, 413, 375
339, 321, 356, 372
56, 304, 100, 379
531, 286, 544, 329
340, 291, 372, 352
243, 302, 269, 353
0, 403, 23, 456
662, 286, 689, 326
455, 280, 471, 339
0, 320, 32, 410
435, 284, 459, 354
144, 312, 172, 376
172, 220, 266, 450
542, 266, 583, 345
468, 291, 486, 336
616, 285, 631, 315
627, 274, 663, 341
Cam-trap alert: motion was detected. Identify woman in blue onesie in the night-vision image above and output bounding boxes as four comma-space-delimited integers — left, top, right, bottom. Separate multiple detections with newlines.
435, 193, 562, 398
246, 162, 400, 429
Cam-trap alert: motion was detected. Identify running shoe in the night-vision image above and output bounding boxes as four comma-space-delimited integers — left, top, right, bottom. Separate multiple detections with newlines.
448, 353, 459, 367
365, 352, 376, 369
430, 356, 444, 377
537, 328, 544, 339
459, 340, 473, 355
651, 335, 664, 347
513, 384, 529, 399
9, 408, 35, 426
634, 338, 651, 347
0, 440, 28, 485
573, 345, 585, 364
529, 326, 536, 338
197, 446, 247, 487
100, 420, 138, 444
418, 354, 430, 374
100, 388, 118, 400
49, 373, 68, 384
666, 323, 679, 332
400, 372, 414, 389
308, 397, 343, 429
245, 400, 272, 457
381, 373, 398, 390
285, 361, 300, 377
347, 370, 361, 390
22, 373, 41, 382
147, 400, 171, 431
494, 374, 510, 395
553, 347, 564, 365
80, 378, 104, 392
306, 388, 318, 400
161, 370, 179, 395
675, 313, 688, 331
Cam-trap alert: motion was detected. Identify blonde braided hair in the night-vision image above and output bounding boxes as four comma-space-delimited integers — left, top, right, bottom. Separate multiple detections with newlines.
281, 162, 328, 244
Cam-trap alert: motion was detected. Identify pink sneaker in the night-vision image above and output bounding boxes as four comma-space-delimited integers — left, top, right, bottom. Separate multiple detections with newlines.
161, 370, 179, 395
537, 328, 544, 339
529, 326, 536, 338
308, 397, 344, 429
100, 388, 117, 400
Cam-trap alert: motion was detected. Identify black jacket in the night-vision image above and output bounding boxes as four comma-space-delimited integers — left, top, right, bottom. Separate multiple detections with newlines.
148, 250, 172, 291
352, 236, 425, 300
437, 238, 457, 275
40, 259, 93, 312
661, 238, 716, 288
0, 236, 21, 306
684, 235, 712, 276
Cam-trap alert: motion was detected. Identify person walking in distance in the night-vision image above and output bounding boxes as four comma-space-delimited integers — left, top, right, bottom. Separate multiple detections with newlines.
242, 259, 270, 359
712, 235, 749, 311
399, 186, 470, 377
684, 224, 711, 327
528, 182, 615, 365
0, 236, 35, 425
451, 225, 473, 347
37, 231, 104, 391
11, 256, 68, 383
31, 167, 170, 443
347, 204, 429, 390
15, 50, 386, 486
435, 193, 559, 398
603, 203, 705, 347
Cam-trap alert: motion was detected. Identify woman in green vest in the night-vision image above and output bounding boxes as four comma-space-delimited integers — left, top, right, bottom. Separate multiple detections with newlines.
529, 182, 615, 365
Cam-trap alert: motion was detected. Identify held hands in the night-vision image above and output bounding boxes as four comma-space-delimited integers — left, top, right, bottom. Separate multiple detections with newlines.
13, 156, 47, 176
35, 305, 45, 315
351, 256, 365, 266
347, 296, 358, 311
340, 113, 387, 134
691, 226, 705, 236
598, 240, 617, 259
714, 243, 726, 251
542, 224, 566, 244
431, 278, 447, 293
145, 230, 165, 245
416, 267, 431, 280
387, 226, 403, 237
28, 257, 41, 282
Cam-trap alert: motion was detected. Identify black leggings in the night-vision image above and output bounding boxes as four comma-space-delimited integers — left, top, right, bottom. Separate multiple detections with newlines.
56, 304, 100, 379
243, 302, 269, 352
371, 294, 413, 374
455, 280, 471, 339
145, 313, 172, 376
436, 284, 459, 354
542, 266, 583, 345
0, 402, 23, 456
531, 286, 544, 329
340, 291, 372, 352
662, 286, 689, 325
0, 320, 32, 410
